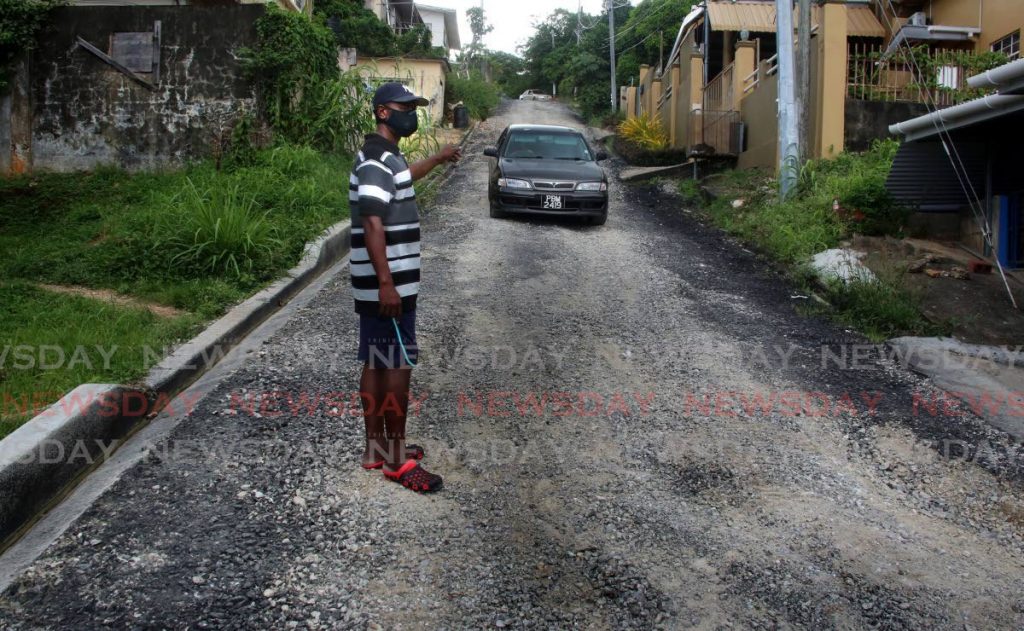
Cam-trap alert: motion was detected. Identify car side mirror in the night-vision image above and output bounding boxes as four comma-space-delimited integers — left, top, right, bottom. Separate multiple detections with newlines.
483, 147, 498, 157
596, 151, 609, 161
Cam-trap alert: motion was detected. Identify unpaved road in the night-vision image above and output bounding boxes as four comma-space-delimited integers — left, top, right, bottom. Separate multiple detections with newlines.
2, 100, 1024, 629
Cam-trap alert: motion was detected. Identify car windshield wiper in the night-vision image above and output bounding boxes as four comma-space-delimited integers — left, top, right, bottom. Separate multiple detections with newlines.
554, 157, 585, 160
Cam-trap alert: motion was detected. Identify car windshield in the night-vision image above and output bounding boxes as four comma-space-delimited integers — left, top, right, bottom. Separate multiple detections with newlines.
503, 131, 592, 160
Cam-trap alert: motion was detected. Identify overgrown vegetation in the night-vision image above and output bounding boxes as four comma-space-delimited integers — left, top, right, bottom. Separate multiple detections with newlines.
315, 0, 443, 59
241, 6, 373, 154
702, 140, 906, 263
0, 145, 352, 433
618, 114, 669, 150
519, 0, 697, 119
446, 73, 501, 120
848, 44, 1009, 105
0, 0, 64, 92
612, 115, 688, 166
681, 141, 938, 340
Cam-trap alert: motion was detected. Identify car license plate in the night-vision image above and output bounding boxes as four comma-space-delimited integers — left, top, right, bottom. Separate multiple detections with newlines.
543, 195, 563, 209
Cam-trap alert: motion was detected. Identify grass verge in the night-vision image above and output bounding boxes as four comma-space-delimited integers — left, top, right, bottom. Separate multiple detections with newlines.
0, 144, 351, 436
678, 142, 945, 342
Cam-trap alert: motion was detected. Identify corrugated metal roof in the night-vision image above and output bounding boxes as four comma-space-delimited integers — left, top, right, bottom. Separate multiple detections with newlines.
706, 2, 777, 33
705, 2, 886, 38
845, 6, 888, 38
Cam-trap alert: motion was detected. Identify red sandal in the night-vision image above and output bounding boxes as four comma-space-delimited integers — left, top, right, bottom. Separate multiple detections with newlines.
383, 459, 443, 493
361, 444, 425, 470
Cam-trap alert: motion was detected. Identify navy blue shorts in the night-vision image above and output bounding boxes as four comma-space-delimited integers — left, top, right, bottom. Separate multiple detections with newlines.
357, 310, 418, 368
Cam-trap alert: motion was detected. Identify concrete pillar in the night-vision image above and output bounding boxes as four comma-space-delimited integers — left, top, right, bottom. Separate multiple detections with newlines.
817, 0, 847, 159
638, 64, 651, 116
688, 53, 704, 111
668, 63, 681, 146
625, 86, 637, 119
733, 40, 757, 107
651, 78, 663, 121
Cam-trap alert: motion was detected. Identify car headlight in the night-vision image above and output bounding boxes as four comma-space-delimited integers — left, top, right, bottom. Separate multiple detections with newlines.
498, 177, 532, 189
575, 182, 607, 192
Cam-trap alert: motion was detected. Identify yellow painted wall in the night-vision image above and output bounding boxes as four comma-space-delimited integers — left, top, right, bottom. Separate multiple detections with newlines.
817, 2, 846, 159
927, 0, 1023, 54
354, 57, 447, 125
738, 70, 779, 170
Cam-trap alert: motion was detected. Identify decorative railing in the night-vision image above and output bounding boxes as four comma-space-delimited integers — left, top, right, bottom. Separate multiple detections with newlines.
690, 109, 742, 156
704, 62, 735, 112
847, 42, 1008, 108
743, 53, 778, 95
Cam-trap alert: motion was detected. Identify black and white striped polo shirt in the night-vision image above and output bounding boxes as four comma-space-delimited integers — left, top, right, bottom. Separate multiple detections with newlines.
349, 134, 421, 315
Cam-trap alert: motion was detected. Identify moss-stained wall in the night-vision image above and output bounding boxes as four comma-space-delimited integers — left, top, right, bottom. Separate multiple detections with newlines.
21, 5, 263, 173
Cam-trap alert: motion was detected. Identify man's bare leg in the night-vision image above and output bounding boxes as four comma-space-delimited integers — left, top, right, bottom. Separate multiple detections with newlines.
360, 365, 388, 467
381, 367, 412, 472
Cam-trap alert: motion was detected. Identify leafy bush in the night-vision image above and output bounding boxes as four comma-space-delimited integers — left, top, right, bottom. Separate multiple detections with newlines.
316, 0, 397, 57
575, 82, 612, 121
446, 74, 500, 120
618, 114, 668, 150
795, 139, 906, 236
242, 6, 337, 123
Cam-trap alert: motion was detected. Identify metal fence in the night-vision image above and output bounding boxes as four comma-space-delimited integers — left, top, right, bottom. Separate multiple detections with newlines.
704, 62, 735, 112
690, 109, 742, 156
847, 42, 988, 108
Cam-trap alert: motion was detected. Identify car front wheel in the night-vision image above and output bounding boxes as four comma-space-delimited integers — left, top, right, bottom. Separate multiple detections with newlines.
489, 203, 506, 219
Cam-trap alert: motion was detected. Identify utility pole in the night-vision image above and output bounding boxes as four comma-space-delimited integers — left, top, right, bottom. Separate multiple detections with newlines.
775, 0, 800, 199
797, 0, 812, 162
659, 30, 664, 73
608, 0, 617, 111
576, 0, 582, 45
551, 29, 557, 96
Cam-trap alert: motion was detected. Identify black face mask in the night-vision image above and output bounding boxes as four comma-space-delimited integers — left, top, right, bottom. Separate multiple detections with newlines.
384, 107, 419, 137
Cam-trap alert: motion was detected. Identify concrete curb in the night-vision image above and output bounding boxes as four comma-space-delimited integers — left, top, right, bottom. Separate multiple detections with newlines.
0, 220, 352, 550
0, 385, 137, 549
146, 220, 352, 396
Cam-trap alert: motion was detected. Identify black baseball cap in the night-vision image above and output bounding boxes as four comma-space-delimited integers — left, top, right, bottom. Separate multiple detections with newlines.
372, 82, 429, 108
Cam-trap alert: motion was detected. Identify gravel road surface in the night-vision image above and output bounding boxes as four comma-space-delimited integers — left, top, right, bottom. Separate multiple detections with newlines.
2, 100, 1023, 630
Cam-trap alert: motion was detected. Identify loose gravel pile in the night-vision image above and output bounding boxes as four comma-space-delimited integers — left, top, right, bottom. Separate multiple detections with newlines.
2, 100, 1023, 630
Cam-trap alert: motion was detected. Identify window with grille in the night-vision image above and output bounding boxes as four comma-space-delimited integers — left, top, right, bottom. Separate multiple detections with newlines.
991, 30, 1020, 60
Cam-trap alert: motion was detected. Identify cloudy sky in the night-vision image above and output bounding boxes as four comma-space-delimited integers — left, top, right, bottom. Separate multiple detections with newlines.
421, 0, 610, 55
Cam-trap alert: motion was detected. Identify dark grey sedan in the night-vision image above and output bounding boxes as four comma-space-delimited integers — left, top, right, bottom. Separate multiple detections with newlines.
483, 125, 609, 225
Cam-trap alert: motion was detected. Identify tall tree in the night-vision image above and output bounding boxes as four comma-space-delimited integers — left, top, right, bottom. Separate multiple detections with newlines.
465, 5, 493, 65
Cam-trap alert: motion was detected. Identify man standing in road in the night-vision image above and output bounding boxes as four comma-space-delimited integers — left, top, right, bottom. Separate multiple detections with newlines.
351, 82, 460, 493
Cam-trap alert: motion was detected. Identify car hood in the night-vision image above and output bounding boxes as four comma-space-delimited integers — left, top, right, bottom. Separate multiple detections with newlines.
499, 158, 605, 182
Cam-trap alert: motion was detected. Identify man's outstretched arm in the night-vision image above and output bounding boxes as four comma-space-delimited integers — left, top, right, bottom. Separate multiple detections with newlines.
409, 144, 462, 181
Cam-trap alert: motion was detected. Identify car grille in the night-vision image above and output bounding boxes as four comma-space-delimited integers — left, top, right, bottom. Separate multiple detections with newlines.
531, 181, 575, 192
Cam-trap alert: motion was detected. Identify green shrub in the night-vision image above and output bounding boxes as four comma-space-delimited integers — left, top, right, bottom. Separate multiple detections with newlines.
446, 74, 500, 120
575, 82, 611, 121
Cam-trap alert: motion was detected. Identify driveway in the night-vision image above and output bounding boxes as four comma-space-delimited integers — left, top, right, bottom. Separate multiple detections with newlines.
1, 100, 1023, 630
